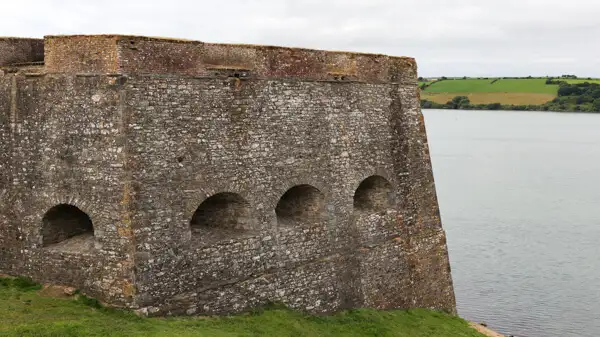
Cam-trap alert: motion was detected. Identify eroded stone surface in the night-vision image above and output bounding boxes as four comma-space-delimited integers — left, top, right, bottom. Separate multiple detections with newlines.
0, 34, 456, 315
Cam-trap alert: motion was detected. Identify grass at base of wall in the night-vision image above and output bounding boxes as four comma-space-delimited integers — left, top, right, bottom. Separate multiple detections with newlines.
0, 277, 486, 337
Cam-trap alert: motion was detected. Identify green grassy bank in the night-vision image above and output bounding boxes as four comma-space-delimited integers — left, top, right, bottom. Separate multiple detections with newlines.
422, 78, 557, 94
0, 277, 486, 337
419, 77, 600, 112
419, 78, 559, 106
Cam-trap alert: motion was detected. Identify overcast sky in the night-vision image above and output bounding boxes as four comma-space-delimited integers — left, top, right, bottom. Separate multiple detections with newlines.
2, 0, 598, 77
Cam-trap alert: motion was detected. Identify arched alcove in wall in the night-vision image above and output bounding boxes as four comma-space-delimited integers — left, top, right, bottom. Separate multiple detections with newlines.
275, 184, 325, 225
353, 175, 394, 212
42, 204, 94, 247
190, 192, 253, 232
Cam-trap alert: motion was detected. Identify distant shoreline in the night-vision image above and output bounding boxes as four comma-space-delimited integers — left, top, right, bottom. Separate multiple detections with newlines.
420, 106, 593, 113
419, 77, 600, 113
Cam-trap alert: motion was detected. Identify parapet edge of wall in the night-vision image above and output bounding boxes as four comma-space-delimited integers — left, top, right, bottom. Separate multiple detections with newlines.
44, 35, 119, 74
0, 37, 44, 66
42, 35, 417, 84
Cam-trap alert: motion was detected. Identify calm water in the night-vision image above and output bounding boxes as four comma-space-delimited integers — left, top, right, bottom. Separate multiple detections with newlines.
423, 109, 600, 337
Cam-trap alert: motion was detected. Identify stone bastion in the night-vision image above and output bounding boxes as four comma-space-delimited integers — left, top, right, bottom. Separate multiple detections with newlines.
0, 35, 456, 316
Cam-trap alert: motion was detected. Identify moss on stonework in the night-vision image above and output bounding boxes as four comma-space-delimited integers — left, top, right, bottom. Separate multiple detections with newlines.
0, 277, 484, 337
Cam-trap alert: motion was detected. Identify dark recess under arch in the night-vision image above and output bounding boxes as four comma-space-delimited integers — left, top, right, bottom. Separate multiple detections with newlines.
42, 204, 94, 247
190, 192, 253, 232
275, 184, 325, 225
354, 176, 394, 212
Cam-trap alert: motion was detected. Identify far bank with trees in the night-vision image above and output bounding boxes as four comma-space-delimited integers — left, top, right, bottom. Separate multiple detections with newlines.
420, 76, 600, 112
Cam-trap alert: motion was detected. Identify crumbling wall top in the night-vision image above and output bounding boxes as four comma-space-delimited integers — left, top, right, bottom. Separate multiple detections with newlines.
41, 35, 416, 84
0, 37, 44, 67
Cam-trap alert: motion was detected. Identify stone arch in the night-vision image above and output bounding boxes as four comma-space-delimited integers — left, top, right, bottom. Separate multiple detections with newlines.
275, 184, 325, 225
353, 175, 394, 212
190, 192, 253, 232
41, 204, 94, 247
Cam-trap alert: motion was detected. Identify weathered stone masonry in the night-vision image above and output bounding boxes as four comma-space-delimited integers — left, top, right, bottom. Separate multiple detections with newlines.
0, 35, 456, 315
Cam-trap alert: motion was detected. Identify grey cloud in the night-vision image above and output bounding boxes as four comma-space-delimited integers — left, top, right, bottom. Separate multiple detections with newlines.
1, 0, 598, 76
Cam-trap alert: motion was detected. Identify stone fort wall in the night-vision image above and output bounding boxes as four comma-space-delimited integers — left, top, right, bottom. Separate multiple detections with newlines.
0, 35, 455, 315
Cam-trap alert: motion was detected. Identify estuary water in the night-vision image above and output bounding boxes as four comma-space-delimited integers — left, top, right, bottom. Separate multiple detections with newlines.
423, 109, 600, 337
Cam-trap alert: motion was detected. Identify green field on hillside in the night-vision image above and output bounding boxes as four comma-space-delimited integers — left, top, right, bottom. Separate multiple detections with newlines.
558, 79, 600, 84
419, 78, 558, 105
0, 277, 486, 337
419, 77, 600, 111
424, 79, 558, 94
